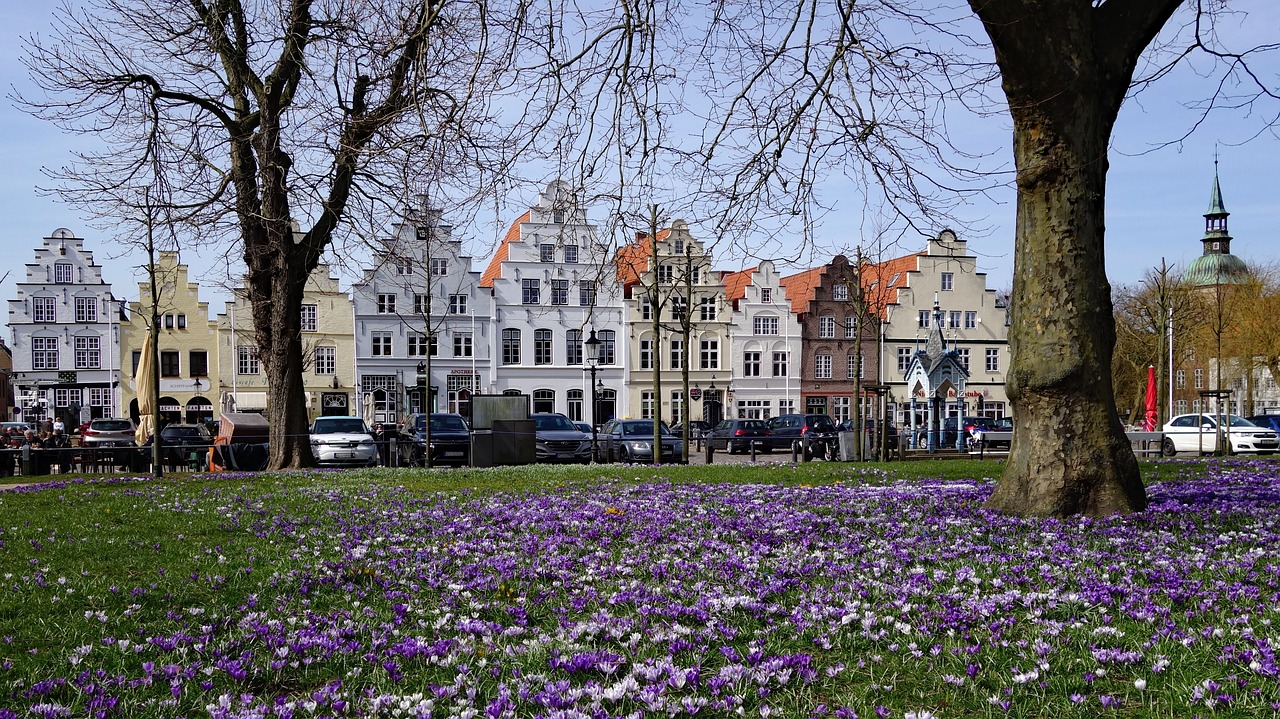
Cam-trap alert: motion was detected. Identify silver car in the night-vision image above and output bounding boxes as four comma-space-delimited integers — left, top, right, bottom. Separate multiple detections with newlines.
310, 416, 378, 467
82, 418, 137, 447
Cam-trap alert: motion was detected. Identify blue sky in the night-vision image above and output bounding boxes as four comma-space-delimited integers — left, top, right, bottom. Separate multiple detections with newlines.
2, 2, 1278, 310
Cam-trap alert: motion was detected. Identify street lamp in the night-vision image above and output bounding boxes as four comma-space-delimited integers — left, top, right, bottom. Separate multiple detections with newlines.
417, 361, 429, 469
584, 329, 603, 460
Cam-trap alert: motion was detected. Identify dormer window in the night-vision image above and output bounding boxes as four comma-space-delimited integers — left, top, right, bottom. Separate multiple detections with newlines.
54, 263, 73, 284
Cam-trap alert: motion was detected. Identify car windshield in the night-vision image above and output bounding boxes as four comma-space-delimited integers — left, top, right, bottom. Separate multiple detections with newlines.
162, 427, 202, 438
428, 416, 468, 431
313, 418, 368, 434
1224, 415, 1260, 427
622, 421, 671, 436
93, 420, 132, 431
533, 415, 576, 431
808, 417, 836, 430
738, 420, 766, 430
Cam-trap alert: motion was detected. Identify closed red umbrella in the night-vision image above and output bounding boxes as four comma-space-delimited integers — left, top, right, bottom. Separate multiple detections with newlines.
1143, 365, 1159, 431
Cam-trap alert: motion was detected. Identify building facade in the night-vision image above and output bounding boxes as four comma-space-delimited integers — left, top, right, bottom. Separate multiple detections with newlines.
7, 228, 123, 426
217, 264, 355, 422
481, 180, 626, 424
352, 204, 491, 424
617, 221, 732, 426
121, 252, 220, 426
723, 261, 801, 420
874, 230, 1011, 424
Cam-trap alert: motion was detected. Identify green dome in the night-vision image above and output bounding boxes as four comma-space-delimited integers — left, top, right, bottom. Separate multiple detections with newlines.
1184, 252, 1249, 287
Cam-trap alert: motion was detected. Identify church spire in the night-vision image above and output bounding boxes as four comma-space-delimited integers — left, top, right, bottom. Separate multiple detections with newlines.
1203, 158, 1231, 252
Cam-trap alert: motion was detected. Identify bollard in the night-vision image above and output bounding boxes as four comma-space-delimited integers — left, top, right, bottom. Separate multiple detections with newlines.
390, 437, 398, 467
21, 445, 31, 476
750, 440, 758, 462
704, 440, 714, 464
802, 435, 811, 462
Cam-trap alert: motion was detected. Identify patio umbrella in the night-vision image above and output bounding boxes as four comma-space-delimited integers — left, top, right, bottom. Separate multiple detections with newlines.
135, 332, 157, 445
1143, 365, 1159, 432
362, 392, 374, 424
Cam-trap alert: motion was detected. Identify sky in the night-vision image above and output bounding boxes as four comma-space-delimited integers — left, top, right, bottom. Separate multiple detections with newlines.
2, 2, 1278, 314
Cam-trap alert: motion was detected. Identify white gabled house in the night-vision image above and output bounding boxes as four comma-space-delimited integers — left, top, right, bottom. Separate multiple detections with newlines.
723, 260, 802, 420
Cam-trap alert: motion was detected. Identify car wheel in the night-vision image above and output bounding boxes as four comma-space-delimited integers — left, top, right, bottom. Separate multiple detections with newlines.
620, 447, 631, 463
1161, 437, 1177, 457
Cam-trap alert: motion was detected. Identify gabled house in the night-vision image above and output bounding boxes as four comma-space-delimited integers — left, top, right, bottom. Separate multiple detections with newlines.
722, 260, 801, 419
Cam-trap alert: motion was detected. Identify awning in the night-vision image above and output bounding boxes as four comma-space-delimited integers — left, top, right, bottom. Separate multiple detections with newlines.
222, 391, 267, 411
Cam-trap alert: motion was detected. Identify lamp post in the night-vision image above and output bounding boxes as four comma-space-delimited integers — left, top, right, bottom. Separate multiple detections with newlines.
584, 329, 602, 460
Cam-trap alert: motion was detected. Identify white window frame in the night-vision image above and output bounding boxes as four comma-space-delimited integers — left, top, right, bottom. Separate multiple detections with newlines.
33, 297, 56, 323
314, 346, 336, 375
815, 354, 832, 379
74, 336, 100, 369
300, 304, 318, 332
376, 294, 397, 314
371, 332, 393, 357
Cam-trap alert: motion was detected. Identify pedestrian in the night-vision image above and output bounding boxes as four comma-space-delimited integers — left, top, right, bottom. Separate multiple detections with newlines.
372, 423, 388, 466
52, 417, 65, 434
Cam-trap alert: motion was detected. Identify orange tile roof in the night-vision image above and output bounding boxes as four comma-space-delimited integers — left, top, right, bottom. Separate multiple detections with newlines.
779, 266, 825, 315
613, 228, 672, 288
479, 210, 530, 288
720, 267, 757, 303
862, 252, 924, 317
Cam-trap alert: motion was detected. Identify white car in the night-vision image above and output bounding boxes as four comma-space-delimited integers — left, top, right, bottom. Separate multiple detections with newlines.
1161, 413, 1279, 456
310, 416, 379, 467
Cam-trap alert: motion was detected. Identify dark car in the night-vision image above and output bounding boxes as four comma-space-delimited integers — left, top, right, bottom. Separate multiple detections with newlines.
597, 419, 683, 463
672, 420, 713, 439
838, 418, 900, 450
705, 419, 772, 454
158, 423, 214, 467
409, 413, 471, 467
1245, 414, 1280, 434
939, 416, 996, 448
765, 414, 840, 459
531, 413, 593, 463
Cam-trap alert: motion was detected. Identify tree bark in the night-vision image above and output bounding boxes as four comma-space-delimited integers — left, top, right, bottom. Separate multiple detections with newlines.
972, 0, 1182, 516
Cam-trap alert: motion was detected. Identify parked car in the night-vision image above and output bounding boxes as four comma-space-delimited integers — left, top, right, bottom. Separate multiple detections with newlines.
309, 416, 378, 467
838, 418, 900, 450
408, 412, 471, 467
1245, 414, 1280, 434
158, 423, 215, 467
672, 420, 713, 439
938, 416, 997, 448
705, 419, 772, 454
572, 421, 594, 434
81, 418, 138, 447
531, 413, 594, 463
765, 414, 840, 459
969, 416, 1012, 450
597, 419, 684, 463
1161, 413, 1279, 456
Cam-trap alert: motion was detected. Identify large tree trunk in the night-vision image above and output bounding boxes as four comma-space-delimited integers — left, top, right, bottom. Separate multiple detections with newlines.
972, 1, 1182, 516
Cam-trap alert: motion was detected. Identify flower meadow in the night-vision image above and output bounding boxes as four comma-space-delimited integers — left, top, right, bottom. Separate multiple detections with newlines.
1, 460, 1278, 718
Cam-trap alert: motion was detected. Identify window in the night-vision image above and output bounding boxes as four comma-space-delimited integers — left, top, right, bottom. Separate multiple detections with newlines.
691, 267, 703, 285
957, 348, 970, 372
658, 264, 674, 283
1194, 368, 1204, 389
377, 294, 397, 314
847, 353, 863, 380
32, 337, 58, 369
238, 346, 260, 375
414, 294, 429, 314
772, 351, 789, 377
640, 391, 655, 419
639, 339, 654, 369
74, 336, 100, 369
429, 334, 439, 356
950, 311, 962, 329
965, 311, 977, 329
845, 319, 857, 339
819, 315, 836, 338
189, 351, 208, 377
985, 348, 1000, 372
700, 339, 719, 369
640, 296, 653, 320
552, 210, 565, 224
372, 332, 392, 356
670, 339, 684, 369
534, 329, 553, 365
132, 351, 140, 377
54, 263, 73, 283
598, 330, 617, 365
754, 315, 779, 335
941, 272, 954, 291
449, 294, 467, 314
159, 351, 180, 377
533, 389, 555, 414
831, 397, 850, 422
454, 333, 473, 357
674, 239, 684, 255
75, 297, 97, 322
314, 346, 336, 375
33, 297, 56, 322
408, 333, 429, 356
761, 287, 773, 304
430, 258, 448, 276
1176, 399, 1188, 415
918, 310, 931, 328
671, 296, 687, 322
579, 280, 596, 307
738, 399, 771, 420
164, 314, 175, 329
567, 389, 583, 422
1176, 369, 1185, 389
394, 258, 412, 275
567, 329, 583, 365
502, 329, 521, 365
301, 304, 318, 332
815, 354, 832, 379
671, 391, 684, 426
699, 296, 717, 321
833, 284, 848, 301
550, 280, 569, 305
743, 351, 761, 377
522, 279, 540, 304
540, 244, 555, 262
898, 347, 913, 372
564, 245, 579, 264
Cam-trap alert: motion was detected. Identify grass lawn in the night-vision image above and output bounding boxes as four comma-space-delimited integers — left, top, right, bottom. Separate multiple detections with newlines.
0, 458, 1277, 718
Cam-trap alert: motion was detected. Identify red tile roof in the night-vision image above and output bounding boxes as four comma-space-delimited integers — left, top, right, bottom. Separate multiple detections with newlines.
614, 229, 672, 288
479, 210, 530, 288
779, 266, 825, 315
862, 252, 924, 317
720, 267, 757, 303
